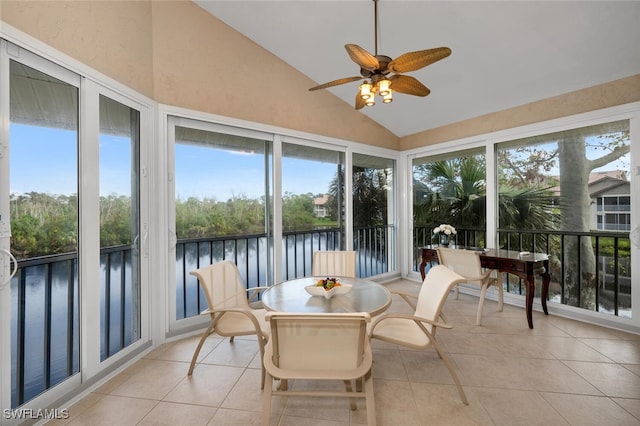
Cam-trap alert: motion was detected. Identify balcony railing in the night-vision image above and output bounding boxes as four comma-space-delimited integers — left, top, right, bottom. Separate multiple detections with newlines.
413, 225, 631, 318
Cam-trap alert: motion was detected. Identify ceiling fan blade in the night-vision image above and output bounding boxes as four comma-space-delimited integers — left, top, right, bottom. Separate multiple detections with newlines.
345, 44, 379, 71
389, 75, 431, 97
309, 76, 363, 91
388, 47, 452, 73
355, 94, 366, 110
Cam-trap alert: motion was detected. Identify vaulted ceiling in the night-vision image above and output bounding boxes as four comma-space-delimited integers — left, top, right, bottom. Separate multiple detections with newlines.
194, 0, 640, 137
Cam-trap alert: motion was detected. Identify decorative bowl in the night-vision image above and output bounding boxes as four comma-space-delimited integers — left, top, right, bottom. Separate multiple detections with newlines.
305, 283, 352, 299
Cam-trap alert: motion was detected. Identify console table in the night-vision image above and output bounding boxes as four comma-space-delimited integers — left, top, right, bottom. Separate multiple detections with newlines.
420, 247, 550, 329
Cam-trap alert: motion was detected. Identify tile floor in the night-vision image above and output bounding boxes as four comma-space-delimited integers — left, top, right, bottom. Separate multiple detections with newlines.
50, 279, 640, 425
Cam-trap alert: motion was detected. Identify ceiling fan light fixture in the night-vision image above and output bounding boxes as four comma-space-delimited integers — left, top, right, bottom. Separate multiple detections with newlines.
377, 78, 391, 96
359, 82, 373, 100
308, 0, 451, 109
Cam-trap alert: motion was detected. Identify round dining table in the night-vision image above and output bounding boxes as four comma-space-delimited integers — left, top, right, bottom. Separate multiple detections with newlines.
261, 276, 391, 316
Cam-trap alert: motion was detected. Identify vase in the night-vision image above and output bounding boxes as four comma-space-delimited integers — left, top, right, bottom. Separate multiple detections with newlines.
439, 234, 450, 247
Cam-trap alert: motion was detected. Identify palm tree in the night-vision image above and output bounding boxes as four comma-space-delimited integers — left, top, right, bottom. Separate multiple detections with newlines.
413, 156, 558, 247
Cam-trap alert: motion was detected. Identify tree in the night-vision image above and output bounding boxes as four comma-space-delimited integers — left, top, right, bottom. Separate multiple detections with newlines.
413, 155, 558, 249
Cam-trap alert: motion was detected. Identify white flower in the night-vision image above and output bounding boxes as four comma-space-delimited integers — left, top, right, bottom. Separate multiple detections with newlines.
433, 224, 456, 235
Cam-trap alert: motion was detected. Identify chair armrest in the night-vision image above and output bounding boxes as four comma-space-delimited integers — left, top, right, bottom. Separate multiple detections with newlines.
246, 286, 270, 302
370, 313, 452, 332
389, 289, 418, 311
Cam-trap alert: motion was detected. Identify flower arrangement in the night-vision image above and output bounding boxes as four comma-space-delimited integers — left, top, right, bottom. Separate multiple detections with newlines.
433, 224, 456, 246
316, 277, 341, 291
433, 224, 457, 236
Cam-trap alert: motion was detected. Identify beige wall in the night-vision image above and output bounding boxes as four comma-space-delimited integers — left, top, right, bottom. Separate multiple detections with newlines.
1, 0, 398, 149
399, 74, 640, 151
2, 1, 638, 153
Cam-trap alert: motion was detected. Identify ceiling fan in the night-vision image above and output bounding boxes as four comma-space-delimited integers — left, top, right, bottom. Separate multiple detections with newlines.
309, 0, 451, 109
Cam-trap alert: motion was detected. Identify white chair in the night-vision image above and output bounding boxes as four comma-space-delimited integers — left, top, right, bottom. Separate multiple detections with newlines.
262, 312, 375, 426
312, 250, 357, 278
370, 265, 469, 405
437, 247, 503, 325
188, 260, 270, 389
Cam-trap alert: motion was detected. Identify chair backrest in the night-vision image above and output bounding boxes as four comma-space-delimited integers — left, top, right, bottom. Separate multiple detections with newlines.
189, 260, 249, 311
311, 250, 357, 278
436, 247, 483, 279
415, 265, 466, 323
267, 312, 370, 371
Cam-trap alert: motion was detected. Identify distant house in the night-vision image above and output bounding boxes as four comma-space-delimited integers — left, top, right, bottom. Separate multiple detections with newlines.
589, 171, 631, 231
313, 194, 329, 218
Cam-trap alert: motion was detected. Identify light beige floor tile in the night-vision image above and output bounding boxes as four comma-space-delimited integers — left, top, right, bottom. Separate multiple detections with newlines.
453, 354, 537, 390
222, 368, 284, 414
137, 401, 216, 425
278, 415, 349, 426
200, 338, 260, 367
475, 388, 569, 426
209, 407, 280, 425
535, 336, 615, 362
579, 338, 640, 364
540, 393, 640, 425
612, 397, 640, 420
549, 317, 640, 340
400, 349, 461, 385
439, 331, 511, 357
280, 380, 353, 422
108, 359, 188, 400
410, 381, 493, 425
623, 363, 640, 376
65, 394, 157, 426
355, 378, 423, 426
145, 334, 222, 363
47, 393, 105, 425
371, 348, 409, 380
524, 358, 603, 394
163, 363, 244, 407
564, 361, 640, 398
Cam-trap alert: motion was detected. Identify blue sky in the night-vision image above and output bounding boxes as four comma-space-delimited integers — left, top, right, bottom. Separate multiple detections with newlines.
9, 124, 336, 199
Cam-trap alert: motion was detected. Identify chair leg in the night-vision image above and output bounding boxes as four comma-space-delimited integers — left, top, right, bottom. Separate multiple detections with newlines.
188, 322, 216, 375
259, 336, 267, 390
343, 379, 357, 410
497, 273, 504, 312
476, 283, 490, 326
431, 339, 469, 405
454, 284, 459, 300
262, 371, 273, 426
364, 370, 376, 426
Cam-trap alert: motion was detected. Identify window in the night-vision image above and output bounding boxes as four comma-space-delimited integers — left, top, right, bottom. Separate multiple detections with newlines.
412, 149, 487, 270
352, 153, 396, 277
99, 95, 141, 360
281, 143, 344, 279
496, 120, 631, 317
8, 59, 80, 406
173, 124, 272, 319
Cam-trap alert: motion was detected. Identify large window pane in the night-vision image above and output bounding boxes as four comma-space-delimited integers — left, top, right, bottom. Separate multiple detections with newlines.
174, 126, 271, 319
496, 120, 631, 318
9, 61, 79, 406
412, 149, 487, 271
281, 143, 344, 279
99, 95, 141, 360
352, 153, 395, 277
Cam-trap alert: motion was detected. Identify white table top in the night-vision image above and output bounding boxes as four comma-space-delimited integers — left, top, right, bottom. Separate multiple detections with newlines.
262, 276, 392, 316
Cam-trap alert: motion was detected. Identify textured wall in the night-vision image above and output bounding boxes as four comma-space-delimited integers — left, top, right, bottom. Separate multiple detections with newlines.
399, 74, 640, 150
1, 0, 398, 148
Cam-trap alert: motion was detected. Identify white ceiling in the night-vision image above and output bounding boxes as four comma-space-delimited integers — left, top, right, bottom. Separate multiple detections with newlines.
194, 0, 640, 138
